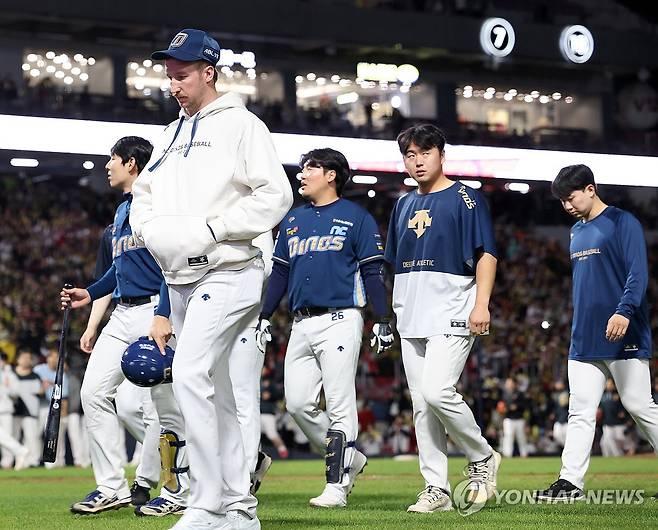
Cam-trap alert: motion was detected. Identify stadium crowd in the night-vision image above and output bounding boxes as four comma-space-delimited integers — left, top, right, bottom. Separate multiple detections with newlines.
0, 174, 657, 468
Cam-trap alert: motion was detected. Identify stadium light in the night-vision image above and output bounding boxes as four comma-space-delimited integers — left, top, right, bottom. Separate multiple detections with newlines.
462, 180, 482, 189
10, 158, 39, 167
352, 175, 378, 184
506, 182, 530, 194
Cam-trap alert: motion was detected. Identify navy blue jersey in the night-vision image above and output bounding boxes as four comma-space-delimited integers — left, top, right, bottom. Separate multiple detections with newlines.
272, 199, 384, 311
384, 182, 496, 337
569, 206, 651, 360
87, 193, 170, 316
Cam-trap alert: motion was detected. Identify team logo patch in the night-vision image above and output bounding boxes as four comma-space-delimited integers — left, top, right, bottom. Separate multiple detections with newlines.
170, 32, 188, 48
201, 293, 211, 301
408, 209, 432, 238
188, 255, 209, 267
451, 320, 467, 328
286, 226, 299, 236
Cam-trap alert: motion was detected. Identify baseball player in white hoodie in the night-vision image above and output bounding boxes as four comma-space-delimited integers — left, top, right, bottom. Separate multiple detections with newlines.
130, 28, 293, 530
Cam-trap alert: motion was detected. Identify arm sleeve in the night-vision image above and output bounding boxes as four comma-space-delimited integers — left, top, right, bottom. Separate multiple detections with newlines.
94, 225, 113, 280
259, 261, 289, 319
87, 263, 118, 301
360, 259, 389, 320
154, 280, 171, 318
271, 224, 290, 266
384, 201, 398, 266
355, 211, 385, 265
615, 214, 648, 318
461, 189, 497, 271
207, 118, 293, 242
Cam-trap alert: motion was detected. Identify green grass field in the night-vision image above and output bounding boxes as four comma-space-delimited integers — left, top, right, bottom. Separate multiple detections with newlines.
1, 456, 656, 529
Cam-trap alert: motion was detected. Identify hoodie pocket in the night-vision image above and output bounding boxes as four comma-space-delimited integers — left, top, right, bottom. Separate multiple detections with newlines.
142, 215, 217, 272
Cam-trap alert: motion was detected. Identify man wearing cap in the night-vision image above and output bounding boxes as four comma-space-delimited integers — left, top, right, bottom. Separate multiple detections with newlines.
130, 28, 293, 530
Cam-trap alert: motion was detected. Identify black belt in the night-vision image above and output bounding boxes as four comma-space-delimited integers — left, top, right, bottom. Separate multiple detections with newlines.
118, 295, 154, 306
293, 306, 343, 319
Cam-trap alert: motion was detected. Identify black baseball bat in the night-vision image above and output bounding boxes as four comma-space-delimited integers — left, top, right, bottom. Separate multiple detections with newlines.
42, 283, 73, 463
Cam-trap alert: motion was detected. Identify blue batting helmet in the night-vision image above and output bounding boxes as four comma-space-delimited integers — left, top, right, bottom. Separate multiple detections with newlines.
121, 337, 174, 387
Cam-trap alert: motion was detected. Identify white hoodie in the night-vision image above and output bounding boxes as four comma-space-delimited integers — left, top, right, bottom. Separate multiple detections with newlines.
130, 92, 293, 285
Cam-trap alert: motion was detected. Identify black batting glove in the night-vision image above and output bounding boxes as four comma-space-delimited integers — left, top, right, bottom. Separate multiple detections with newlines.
370, 321, 394, 355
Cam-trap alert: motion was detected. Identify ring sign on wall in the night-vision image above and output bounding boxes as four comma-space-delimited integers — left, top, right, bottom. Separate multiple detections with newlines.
480, 17, 515, 58
560, 25, 594, 64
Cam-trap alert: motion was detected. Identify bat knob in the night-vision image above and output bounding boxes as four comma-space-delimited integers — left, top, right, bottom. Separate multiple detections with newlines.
63, 283, 74, 290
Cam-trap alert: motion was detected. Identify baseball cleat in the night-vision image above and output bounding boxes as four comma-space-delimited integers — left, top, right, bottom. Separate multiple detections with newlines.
130, 480, 150, 506
309, 483, 347, 508
70, 489, 131, 514
407, 486, 453, 513
346, 450, 368, 495
535, 479, 585, 502
250, 451, 273, 495
169, 507, 227, 529
135, 496, 186, 517
226, 510, 261, 529
464, 450, 501, 502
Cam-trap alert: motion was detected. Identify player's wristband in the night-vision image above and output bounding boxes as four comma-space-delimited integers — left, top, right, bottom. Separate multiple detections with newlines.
259, 312, 273, 321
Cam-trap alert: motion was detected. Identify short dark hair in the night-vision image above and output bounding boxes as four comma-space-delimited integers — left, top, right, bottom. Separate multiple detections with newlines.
300, 148, 351, 196
110, 136, 154, 175
551, 164, 596, 200
396, 123, 447, 154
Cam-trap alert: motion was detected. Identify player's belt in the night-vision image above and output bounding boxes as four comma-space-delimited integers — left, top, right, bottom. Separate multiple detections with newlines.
118, 295, 155, 306
293, 306, 340, 319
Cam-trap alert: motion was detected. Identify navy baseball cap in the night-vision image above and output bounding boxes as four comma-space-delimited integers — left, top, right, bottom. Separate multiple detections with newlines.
152, 29, 220, 66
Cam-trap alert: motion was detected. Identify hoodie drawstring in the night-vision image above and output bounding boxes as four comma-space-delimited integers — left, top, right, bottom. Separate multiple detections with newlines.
147, 116, 185, 172
184, 113, 200, 158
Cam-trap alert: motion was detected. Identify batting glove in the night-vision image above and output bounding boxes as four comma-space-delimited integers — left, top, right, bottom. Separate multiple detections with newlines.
255, 318, 272, 354
370, 321, 394, 355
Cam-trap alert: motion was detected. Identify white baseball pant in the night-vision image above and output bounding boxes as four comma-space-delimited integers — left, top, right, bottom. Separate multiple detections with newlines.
14, 416, 40, 467
229, 318, 265, 474
114, 380, 161, 486
284, 308, 363, 477
401, 334, 492, 492
502, 418, 528, 457
600, 425, 626, 456
0, 413, 27, 465
66, 412, 90, 467
553, 421, 567, 447
140, 315, 265, 508
81, 301, 163, 498
560, 358, 658, 489
169, 262, 263, 517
